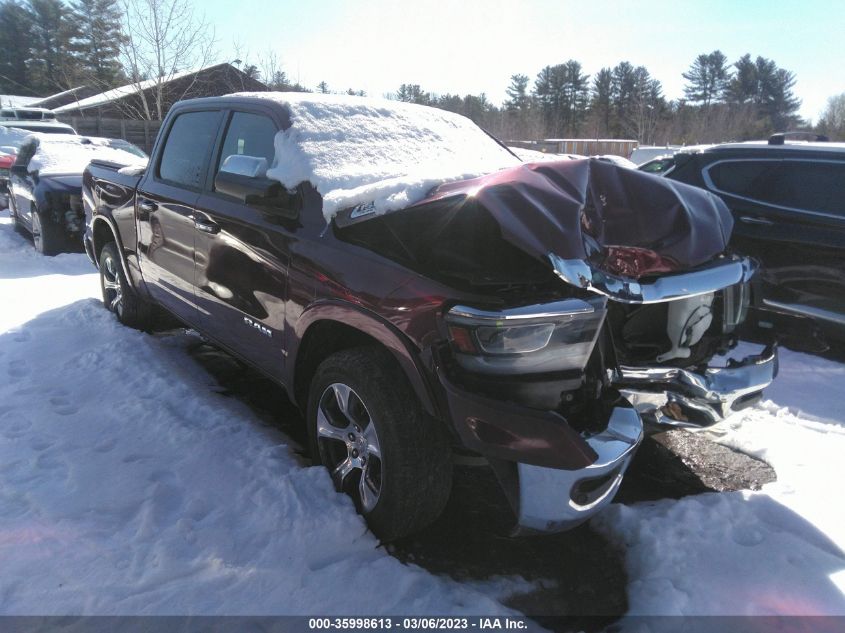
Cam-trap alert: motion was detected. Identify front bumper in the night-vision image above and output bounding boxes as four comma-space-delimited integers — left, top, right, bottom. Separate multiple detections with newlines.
438, 369, 644, 533
613, 343, 778, 427
516, 406, 642, 533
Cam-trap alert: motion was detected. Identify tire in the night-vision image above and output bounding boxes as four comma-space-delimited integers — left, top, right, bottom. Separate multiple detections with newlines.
307, 347, 452, 542
99, 241, 153, 330
8, 198, 24, 233
31, 206, 63, 256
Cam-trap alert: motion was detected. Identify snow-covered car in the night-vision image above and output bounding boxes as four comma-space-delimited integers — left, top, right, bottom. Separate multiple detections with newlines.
82, 93, 777, 540
9, 134, 146, 254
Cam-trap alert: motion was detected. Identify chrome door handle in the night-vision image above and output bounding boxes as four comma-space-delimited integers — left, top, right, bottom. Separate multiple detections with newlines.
139, 200, 158, 213
193, 217, 220, 234
739, 215, 774, 226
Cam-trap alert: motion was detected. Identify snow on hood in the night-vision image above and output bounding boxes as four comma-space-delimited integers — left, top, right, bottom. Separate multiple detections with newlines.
27, 134, 146, 176
229, 92, 521, 222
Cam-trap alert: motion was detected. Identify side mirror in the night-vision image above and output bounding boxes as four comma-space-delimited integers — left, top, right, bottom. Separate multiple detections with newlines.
10, 164, 27, 177
215, 155, 298, 217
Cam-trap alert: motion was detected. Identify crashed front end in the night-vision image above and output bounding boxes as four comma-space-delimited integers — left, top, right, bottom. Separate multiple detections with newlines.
340, 158, 778, 533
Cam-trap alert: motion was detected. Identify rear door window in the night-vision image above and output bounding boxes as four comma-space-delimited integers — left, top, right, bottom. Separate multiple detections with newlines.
158, 110, 221, 189
214, 111, 277, 180
705, 159, 845, 216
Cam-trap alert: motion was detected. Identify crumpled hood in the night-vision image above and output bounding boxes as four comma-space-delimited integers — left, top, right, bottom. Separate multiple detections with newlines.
419, 158, 734, 272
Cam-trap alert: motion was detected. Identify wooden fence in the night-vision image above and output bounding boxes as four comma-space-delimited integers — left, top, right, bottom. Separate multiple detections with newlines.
508, 138, 638, 158
57, 116, 162, 154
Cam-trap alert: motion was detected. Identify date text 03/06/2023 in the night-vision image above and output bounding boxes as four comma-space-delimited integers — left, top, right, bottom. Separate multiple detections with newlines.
307, 617, 531, 630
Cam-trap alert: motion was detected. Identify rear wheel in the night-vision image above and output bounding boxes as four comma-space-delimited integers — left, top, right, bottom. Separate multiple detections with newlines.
307, 347, 452, 542
99, 241, 153, 330
31, 206, 63, 256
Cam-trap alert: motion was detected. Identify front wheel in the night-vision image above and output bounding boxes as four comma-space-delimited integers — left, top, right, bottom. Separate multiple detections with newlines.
99, 241, 153, 330
307, 347, 452, 542
31, 207, 63, 255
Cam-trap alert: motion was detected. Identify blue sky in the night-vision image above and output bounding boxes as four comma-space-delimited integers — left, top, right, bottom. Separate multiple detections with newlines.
204, 0, 843, 122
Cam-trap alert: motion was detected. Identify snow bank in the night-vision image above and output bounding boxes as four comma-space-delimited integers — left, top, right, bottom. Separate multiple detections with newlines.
593, 345, 845, 616
0, 215, 518, 615
229, 92, 520, 222
27, 134, 146, 175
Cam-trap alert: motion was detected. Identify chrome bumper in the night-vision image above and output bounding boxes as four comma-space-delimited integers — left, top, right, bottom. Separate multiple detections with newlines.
613, 344, 778, 427
516, 407, 643, 533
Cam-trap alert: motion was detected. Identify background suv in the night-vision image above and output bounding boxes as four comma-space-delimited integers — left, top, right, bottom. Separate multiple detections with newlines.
666, 135, 845, 348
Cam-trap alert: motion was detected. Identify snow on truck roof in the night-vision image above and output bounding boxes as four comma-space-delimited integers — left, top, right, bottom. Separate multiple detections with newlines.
229, 92, 521, 222
26, 134, 147, 176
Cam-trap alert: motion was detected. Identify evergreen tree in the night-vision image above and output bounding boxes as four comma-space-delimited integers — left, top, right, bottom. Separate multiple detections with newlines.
504, 73, 529, 112
533, 60, 589, 136
71, 0, 125, 88
610, 61, 636, 137
590, 67, 613, 136
0, 1, 35, 95
394, 84, 430, 105
682, 50, 731, 106
28, 0, 80, 93
316, 80, 329, 94
726, 53, 757, 104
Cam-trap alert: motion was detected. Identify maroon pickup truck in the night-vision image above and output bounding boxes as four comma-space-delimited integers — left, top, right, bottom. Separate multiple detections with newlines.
82, 93, 777, 540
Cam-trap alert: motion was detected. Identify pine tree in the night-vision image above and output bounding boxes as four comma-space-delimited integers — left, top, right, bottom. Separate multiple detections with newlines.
504, 74, 529, 112
28, 0, 80, 93
726, 54, 758, 104
682, 50, 731, 107
0, 1, 35, 95
610, 61, 636, 137
590, 67, 613, 136
71, 0, 125, 88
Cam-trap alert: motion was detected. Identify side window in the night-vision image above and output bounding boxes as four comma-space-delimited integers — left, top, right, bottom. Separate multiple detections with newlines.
707, 159, 845, 216
215, 111, 277, 183
773, 161, 845, 216
706, 160, 780, 200
158, 110, 220, 188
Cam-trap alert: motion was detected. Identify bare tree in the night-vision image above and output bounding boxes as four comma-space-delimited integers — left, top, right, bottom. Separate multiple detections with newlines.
119, 0, 217, 120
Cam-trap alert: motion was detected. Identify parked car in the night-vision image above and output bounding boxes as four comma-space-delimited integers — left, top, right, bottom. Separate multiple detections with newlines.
0, 106, 57, 121
629, 145, 682, 165
637, 155, 675, 175
83, 93, 776, 540
665, 134, 845, 348
9, 134, 146, 254
0, 125, 35, 207
2, 120, 77, 135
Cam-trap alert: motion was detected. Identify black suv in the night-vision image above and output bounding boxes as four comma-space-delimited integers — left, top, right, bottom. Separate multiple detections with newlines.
665, 135, 845, 348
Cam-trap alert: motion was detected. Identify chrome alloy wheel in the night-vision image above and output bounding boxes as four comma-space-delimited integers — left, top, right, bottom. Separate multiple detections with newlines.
316, 382, 383, 512
101, 254, 124, 316
31, 211, 43, 252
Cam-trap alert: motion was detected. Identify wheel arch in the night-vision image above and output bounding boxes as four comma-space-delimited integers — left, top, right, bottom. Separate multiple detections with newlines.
291, 302, 441, 420
91, 215, 132, 281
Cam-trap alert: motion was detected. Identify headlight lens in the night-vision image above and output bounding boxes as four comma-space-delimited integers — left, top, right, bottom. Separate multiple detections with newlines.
445, 298, 607, 375
475, 323, 555, 354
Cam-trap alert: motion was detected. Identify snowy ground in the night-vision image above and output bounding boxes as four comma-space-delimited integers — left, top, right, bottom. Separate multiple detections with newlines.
1, 212, 844, 617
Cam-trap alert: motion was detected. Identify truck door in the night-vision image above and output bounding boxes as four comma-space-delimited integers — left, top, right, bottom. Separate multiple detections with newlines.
136, 109, 223, 326
192, 109, 291, 379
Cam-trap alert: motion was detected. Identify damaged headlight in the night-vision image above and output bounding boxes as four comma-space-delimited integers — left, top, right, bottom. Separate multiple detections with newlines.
445, 298, 607, 375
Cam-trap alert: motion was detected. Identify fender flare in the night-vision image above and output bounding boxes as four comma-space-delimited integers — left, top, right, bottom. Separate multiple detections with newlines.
90, 214, 133, 283
291, 300, 441, 419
